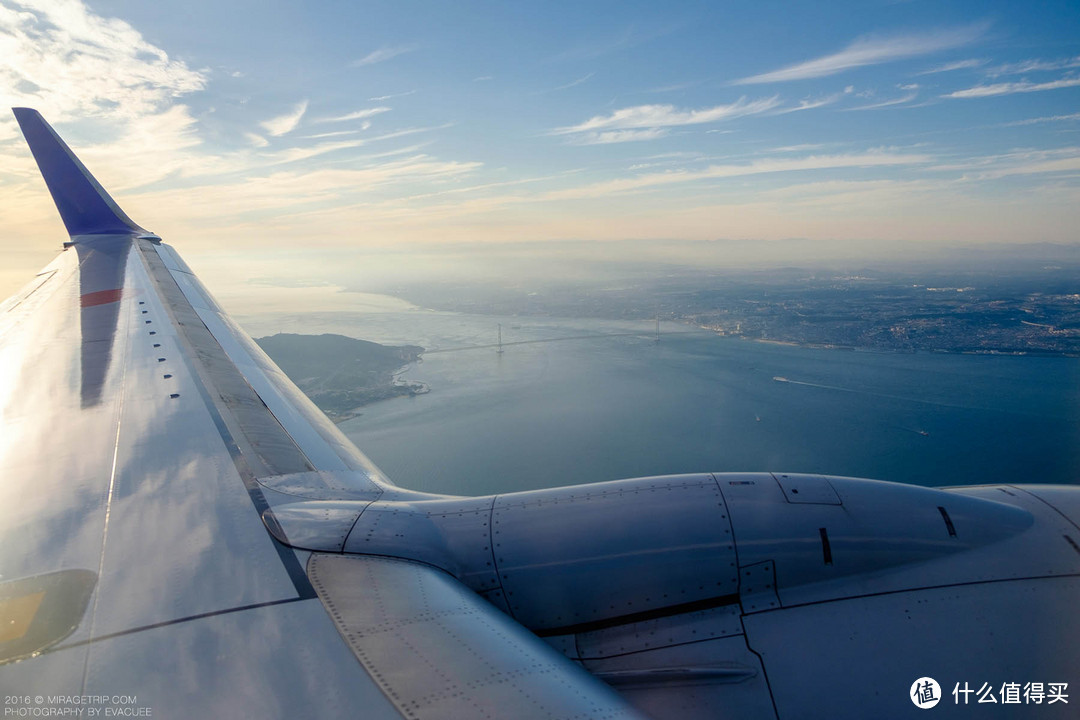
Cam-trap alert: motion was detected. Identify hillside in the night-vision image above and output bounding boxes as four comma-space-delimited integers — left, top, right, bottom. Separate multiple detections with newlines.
255, 333, 425, 421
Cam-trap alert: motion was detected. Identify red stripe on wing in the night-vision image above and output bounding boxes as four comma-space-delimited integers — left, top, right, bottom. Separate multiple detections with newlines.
80, 288, 123, 307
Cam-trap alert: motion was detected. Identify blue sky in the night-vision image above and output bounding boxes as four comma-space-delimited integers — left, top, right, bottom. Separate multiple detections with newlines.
0, 0, 1078, 301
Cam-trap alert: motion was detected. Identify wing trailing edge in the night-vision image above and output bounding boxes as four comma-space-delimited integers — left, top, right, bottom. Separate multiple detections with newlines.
12, 107, 146, 238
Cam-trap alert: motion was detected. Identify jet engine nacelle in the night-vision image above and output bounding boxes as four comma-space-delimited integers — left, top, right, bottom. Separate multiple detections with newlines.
266, 471, 1039, 634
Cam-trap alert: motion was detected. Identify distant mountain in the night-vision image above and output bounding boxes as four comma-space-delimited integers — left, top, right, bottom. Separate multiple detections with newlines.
255, 333, 425, 421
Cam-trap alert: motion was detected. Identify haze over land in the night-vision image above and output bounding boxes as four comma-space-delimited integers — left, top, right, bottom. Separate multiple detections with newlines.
361, 244, 1080, 356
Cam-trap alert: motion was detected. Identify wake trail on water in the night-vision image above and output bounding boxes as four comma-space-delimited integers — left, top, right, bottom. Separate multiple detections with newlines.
772, 376, 1049, 418
425, 331, 700, 354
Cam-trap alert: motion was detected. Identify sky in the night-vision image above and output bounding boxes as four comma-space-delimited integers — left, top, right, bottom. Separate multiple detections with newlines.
0, 0, 1078, 303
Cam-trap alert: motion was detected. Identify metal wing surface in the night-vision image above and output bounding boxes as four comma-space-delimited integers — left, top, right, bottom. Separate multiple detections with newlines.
0, 109, 641, 719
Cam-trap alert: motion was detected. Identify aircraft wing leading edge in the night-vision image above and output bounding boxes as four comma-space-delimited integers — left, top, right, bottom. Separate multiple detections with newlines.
0, 109, 642, 719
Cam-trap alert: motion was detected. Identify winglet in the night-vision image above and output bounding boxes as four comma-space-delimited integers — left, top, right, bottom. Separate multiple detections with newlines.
13, 108, 145, 238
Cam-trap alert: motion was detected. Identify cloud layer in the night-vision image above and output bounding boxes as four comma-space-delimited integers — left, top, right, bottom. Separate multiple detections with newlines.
1, 1, 1077, 301
0, 0, 206, 119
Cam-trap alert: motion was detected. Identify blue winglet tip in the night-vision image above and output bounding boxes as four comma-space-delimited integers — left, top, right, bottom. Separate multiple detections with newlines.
13, 107, 145, 239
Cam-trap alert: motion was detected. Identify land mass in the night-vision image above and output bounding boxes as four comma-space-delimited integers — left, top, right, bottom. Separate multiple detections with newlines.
255, 333, 425, 422
376, 261, 1080, 357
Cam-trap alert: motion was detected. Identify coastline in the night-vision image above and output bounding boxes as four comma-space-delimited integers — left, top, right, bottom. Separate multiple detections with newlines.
703, 328, 1080, 358
330, 360, 430, 424
392, 362, 430, 396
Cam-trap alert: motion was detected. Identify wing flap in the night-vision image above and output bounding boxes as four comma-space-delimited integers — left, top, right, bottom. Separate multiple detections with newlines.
308, 554, 645, 719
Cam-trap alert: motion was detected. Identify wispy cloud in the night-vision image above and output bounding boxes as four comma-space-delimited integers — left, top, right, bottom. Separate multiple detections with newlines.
130, 155, 484, 231
845, 91, 919, 111
986, 154, 1080, 179
260, 100, 308, 136
987, 56, 1080, 77
915, 58, 987, 75
76, 105, 210, 189
771, 94, 841, 115
734, 23, 988, 84
400, 171, 580, 202
555, 97, 782, 138
648, 80, 702, 94
545, 24, 678, 64
367, 124, 453, 143
1000, 113, 1080, 127
541, 150, 933, 200
770, 143, 830, 153
266, 140, 368, 166
369, 90, 416, 101
945, 77, 1080, 99
301, 130, 362, 140
929, 147, 1080, 180
245, 132, 269, 148
569, 129, 669, 145
754, 178, 946, 210
547, 72, 596, 93
315, 107, 391, 123
352, 45, 417, 67
296, 124, 448, 146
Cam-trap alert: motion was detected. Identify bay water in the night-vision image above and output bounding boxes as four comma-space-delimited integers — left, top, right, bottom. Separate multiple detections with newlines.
241, 302, 1080, 496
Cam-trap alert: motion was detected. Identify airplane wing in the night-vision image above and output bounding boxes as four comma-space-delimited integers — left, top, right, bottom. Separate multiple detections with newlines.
4, 109, 1080, 719
0, 109, 642, 719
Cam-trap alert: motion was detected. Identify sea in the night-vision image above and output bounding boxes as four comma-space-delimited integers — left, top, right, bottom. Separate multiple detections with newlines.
238, 297, 1080, 497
